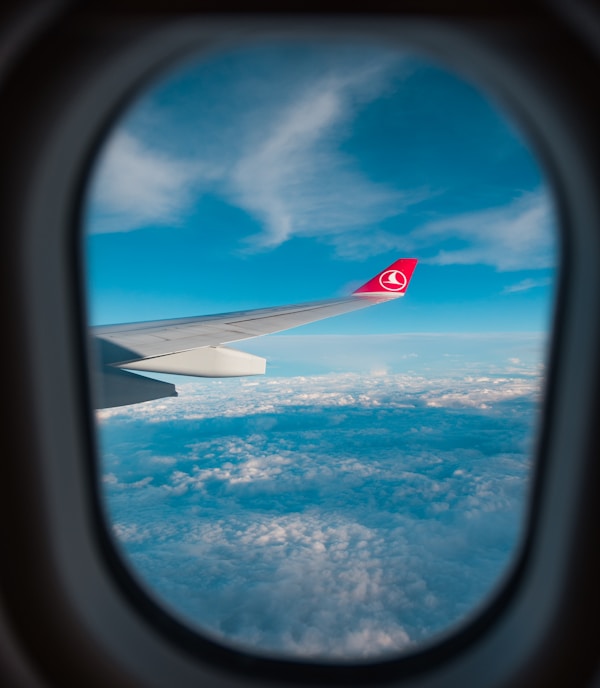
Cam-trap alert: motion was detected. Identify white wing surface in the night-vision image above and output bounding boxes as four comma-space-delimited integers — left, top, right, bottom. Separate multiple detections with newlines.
91, 259, 417, 407
95, 295, 391, 362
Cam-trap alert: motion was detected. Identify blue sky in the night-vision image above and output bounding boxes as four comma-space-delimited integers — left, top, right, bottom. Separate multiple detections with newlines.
86, 41, 555, 660
84, 41, 557, 337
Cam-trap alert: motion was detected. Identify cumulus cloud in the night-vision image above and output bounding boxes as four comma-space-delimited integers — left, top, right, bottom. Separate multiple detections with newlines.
176, 514, 415, 657
96, 359, 543, 659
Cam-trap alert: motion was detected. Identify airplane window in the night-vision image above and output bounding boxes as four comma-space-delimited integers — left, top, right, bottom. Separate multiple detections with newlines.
83, 41, 557, 661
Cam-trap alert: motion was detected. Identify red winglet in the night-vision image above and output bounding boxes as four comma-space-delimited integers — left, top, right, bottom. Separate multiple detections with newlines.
353, 258, 418, 296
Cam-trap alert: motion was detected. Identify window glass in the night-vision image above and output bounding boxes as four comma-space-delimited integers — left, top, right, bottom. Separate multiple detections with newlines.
84, 41, 557, 660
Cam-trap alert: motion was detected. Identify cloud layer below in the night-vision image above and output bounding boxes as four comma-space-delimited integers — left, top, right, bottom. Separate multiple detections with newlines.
97, 363, 541, 659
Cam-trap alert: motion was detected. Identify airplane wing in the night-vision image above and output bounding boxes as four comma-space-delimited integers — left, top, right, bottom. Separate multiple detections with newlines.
91, 258, 417, 408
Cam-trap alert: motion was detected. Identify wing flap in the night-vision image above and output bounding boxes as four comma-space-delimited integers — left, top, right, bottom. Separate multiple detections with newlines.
120, 346, 266, 378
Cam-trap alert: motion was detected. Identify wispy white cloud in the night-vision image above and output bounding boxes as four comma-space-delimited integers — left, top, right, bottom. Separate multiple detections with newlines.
502, 277, 553, 294
414, 191, 556, 271
230, 65, 421, 251
87, 55, 556, 272
87, 131, 220, 233
87, 56, 429, 250
311, 190, 557, 267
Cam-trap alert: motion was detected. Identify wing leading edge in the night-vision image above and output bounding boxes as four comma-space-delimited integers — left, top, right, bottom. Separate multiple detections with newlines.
92, 258, 417, 408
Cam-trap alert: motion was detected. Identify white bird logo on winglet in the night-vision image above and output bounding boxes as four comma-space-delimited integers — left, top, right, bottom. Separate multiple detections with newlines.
379, 270, 407, 291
